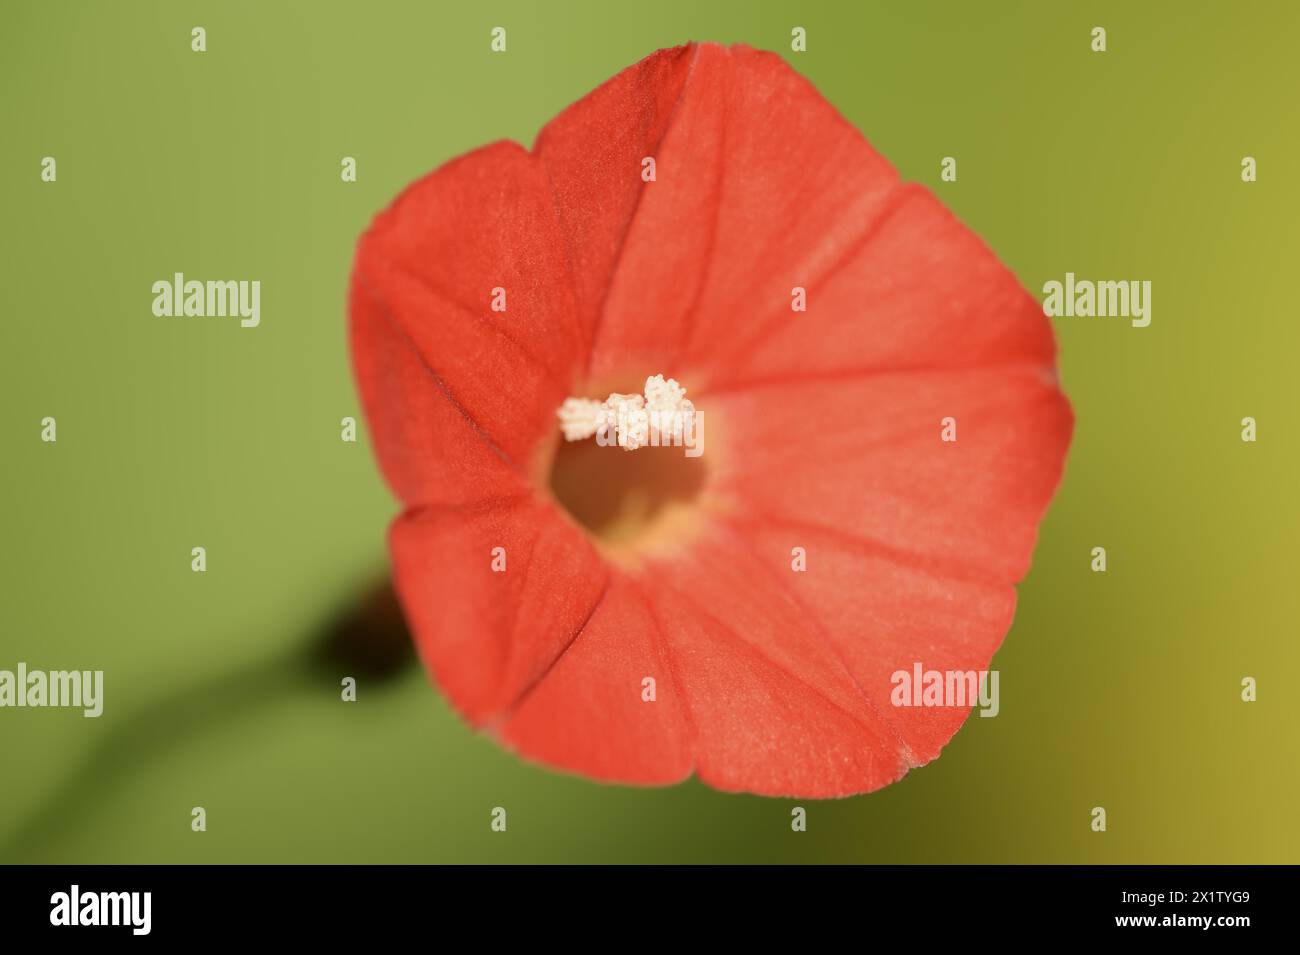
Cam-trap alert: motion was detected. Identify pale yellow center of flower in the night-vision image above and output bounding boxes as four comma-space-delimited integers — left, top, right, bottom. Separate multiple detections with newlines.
545, 374, 711, 568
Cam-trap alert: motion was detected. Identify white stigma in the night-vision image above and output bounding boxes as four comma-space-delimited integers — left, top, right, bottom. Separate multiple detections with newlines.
557, 375, 695, 451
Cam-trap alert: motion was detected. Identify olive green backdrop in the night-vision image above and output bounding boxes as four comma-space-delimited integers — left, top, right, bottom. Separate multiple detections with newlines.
2, 0, 1296, 863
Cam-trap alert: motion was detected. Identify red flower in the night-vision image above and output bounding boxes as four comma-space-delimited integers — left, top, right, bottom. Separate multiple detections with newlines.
349, 43, 1072, 797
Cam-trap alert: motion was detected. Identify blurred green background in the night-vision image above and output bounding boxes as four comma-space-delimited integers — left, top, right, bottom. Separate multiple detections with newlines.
2, 0, 1296, 863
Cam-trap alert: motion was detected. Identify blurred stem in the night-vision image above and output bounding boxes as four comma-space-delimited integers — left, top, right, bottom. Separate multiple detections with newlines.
0, 577, 413, 861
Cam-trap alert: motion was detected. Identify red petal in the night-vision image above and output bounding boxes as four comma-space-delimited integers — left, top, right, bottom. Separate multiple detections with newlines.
725, 516, 1016, 767
390, 498, 608, 725
643, 532, 912, 797
351, 141, 583, 504
708, 185, 1059, 389
543, 44, 902, 383
708, 367, 1072, 583
534, 45, 696, 357
349, 277, 526, 507
499, 574, 695, 785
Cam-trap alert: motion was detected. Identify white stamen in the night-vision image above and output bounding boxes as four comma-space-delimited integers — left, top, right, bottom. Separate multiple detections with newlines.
557, 397, 604, 441
557, 375, 695, 451
602, 392, 648, 450
643, 374, 695, 444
